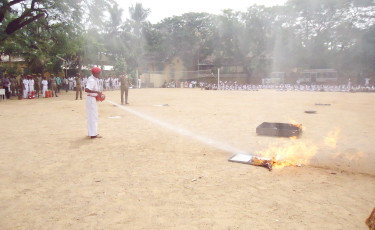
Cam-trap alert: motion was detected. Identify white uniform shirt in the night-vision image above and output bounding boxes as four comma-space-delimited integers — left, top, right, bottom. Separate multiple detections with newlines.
86, 75, 99, 96
28, 79, 34, 87
83, 77, 88, 87
23, 79, 29, 87
42, 80, 48, 87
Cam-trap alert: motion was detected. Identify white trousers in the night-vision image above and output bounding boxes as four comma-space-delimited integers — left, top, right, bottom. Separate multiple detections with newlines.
42, 86, 47, 97
86, 96, 98, 136
29, 86, 34, 92
23, 85, 29, 98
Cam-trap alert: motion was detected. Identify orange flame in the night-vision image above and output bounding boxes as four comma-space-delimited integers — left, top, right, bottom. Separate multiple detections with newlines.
257, 139, 318, 169
333, 150, 365, 162
344, 151, 365, 161
324, 128, 340, 149
289, 120, 305, 132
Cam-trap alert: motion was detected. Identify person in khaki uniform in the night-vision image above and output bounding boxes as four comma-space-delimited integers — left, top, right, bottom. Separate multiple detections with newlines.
34, 75, 41, 98
75, 73, 83, 100
50, 75, 58, 97
119, 73, 131, 105
10, 76, 17, 96
17, 76, 24, 99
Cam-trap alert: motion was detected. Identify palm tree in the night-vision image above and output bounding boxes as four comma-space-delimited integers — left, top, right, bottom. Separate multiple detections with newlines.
107, 2, 123, 36
125, 3, 151, 77
129, 3, 151, 37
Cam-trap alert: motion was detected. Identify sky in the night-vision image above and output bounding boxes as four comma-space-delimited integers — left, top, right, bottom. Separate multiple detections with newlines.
117, 0, 288, 24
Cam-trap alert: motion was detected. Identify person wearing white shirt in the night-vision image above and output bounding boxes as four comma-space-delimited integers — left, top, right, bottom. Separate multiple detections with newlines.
83, 76, 88, 88
63, 77, 68, 92
85, 67, 103, 138
69, 77, 74, 90
41, 77, 48, 97
365, 78, 370, 86
73, 76, 77, 89
105, 78, 110, 91
137, 76, 141, 88
28, 76, 34, 95
22, 76, 29, 98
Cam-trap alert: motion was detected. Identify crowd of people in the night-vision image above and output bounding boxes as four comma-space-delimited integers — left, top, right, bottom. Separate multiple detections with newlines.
0, 73, 137, 100
1, 74, 374, 102
0, 74, 61, 99
163, 80, 198, 88
201, 81, 375, 92
173, 80, 375, 93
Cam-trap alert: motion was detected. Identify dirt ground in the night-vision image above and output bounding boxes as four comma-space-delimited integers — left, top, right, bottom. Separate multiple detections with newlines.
0, 88, 374, 229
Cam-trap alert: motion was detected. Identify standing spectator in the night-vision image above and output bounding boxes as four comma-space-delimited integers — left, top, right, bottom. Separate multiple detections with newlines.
63, 77, 69, 92
22, 75, 29, 99
56, 75, 61, 93
69, 76, 74, 90
365, 78, 370, 87
10, 76, 17, 96
2, 75, 10, 99
42, 77, 48, 97
17, 76, 23, 99
82, 75, 88, 89
28, 75, 34, 98
99, 77, 104, 91
34, 75, 40, 98
119, 72, 131, 105
105, 77, 110, 91
137, 76, 141, 88
50, 75, 58, 97
109, 76, 113, 90
75, 73, 83, 100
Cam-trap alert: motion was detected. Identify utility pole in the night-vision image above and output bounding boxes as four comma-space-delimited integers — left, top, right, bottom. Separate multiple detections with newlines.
56, 55, 67, 78
197, 47, 200, 80
218, 68, 220, 90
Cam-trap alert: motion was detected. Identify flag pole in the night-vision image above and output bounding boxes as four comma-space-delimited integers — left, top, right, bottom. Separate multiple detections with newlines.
218, 68, 220, 90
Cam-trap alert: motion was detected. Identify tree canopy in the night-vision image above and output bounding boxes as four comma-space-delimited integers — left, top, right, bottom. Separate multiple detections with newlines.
1, 0, 375, 83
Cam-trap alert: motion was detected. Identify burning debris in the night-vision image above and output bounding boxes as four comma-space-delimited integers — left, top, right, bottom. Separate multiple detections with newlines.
229, 154, 304, 171
229, 128, 318, 171
229, 154, 276, 171
250, 155, 274, 171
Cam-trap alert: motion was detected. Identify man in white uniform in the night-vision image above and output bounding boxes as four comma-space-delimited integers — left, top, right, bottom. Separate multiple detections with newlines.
137, 76, 141, 88
22, 76, 29, 98
28, 76, 34, 94
69, 77, 74, 90
85, 67, 103, 138
41, 77, 48, 97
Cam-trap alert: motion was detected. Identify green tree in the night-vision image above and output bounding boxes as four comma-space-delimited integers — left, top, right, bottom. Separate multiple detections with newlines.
146, 12, 215, 71
0, 0, 82, 42
121, 3, 151, 76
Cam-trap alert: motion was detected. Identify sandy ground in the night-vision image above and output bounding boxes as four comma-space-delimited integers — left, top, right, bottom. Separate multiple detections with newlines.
0, 88, 374, 229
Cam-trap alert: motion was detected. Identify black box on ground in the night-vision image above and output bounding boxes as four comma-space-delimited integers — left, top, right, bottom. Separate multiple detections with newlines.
256, 122, 302, 138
